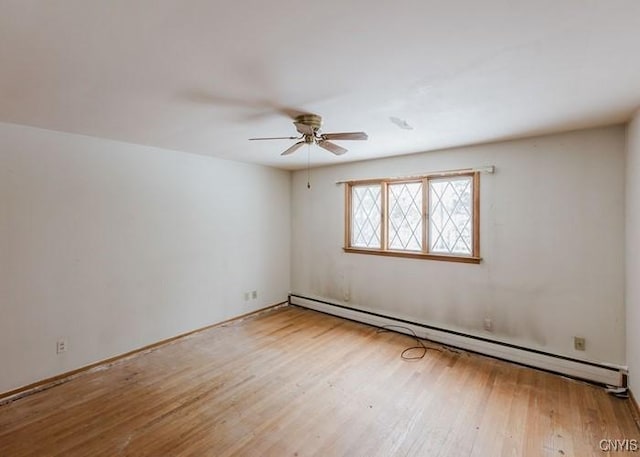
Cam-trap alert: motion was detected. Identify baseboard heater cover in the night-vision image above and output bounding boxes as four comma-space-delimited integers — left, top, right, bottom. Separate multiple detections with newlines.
289, 293, 625, 387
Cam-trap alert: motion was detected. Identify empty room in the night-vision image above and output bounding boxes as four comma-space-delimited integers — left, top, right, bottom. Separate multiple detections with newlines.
1, 1, 640, 456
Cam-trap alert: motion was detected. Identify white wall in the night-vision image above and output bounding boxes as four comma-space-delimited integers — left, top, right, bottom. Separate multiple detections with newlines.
627, 112, 640, 398
291, 126, 626, 365
0, 122, 290, 394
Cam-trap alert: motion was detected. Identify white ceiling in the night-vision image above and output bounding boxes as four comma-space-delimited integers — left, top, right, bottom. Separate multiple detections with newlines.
1, 1, 639, 170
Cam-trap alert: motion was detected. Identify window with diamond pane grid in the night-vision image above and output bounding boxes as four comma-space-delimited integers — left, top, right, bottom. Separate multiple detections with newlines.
351, 185, 381, 248
346, 171, 479, 262
428, 176, 473, 255
388, 182, 423, 251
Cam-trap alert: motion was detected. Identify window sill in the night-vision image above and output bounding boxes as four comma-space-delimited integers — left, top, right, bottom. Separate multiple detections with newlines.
343, 247, 482, 264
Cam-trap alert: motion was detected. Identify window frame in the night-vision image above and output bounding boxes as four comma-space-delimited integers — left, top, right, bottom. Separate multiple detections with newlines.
344, 171, 481, 264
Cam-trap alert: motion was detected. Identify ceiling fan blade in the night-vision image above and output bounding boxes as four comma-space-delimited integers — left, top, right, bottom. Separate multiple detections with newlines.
276, 106, 308, 120
294, 122, 315, 136
249, 136, 299, 141
281, 141, 306, 156
317, 140, 348, 156
320, 132, 368, 141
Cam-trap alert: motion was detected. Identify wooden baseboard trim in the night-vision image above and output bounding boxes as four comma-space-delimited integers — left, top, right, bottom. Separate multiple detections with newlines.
0, 302, 287, 404
630, 391, 640, 431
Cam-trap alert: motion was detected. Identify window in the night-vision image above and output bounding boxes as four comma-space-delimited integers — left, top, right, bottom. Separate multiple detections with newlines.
351, 185, 382, 248
344, 171, 480, 263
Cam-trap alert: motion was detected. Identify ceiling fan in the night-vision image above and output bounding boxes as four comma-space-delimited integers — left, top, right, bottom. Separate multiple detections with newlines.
249, 114, 368, 156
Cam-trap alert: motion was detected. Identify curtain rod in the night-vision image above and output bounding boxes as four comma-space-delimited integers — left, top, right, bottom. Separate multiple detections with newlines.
335, 166, 495, 184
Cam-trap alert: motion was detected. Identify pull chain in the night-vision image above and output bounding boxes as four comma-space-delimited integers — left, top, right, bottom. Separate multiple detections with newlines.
307, 143, 311, 189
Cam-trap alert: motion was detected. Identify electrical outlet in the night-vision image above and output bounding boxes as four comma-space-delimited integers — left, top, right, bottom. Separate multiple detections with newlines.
244, 292, 250, 301
56, 339, 67, 354
574, 337, 586, 351
251, 290, 257, 300
483, 318, 493, 332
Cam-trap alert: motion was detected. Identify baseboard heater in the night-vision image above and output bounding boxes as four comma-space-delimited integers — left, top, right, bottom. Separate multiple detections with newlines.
289, 293, 625, 387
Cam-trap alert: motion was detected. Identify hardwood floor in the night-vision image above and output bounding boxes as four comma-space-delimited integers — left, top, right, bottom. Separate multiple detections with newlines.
0, 306, 638, 456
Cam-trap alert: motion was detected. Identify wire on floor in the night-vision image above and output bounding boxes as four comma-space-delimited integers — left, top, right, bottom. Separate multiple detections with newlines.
376, 325, 442, 360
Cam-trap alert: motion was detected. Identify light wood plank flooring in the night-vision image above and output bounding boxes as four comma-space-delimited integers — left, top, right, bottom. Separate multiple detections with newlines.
0, 306, 638, 456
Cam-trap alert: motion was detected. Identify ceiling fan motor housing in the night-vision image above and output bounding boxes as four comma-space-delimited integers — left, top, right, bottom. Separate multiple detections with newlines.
295, 114, 323, 132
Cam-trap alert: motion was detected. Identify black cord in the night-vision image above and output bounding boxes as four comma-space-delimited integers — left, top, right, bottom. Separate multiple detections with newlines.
376, 325, 441, 360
